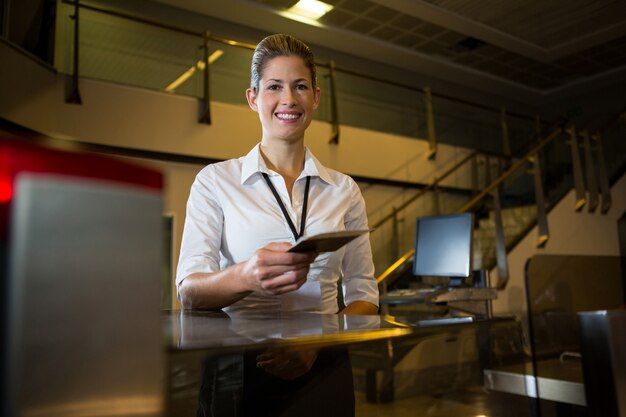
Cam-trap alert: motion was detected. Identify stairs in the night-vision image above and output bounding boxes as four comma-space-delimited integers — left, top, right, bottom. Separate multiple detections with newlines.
472, 205, 537, 270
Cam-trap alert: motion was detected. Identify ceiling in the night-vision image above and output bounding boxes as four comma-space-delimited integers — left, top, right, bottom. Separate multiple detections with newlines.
152, 0, 626, 97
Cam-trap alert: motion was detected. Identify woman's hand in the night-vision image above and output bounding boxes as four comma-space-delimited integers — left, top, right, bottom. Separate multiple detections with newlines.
256, 347, 318, 380
240, 242, 317, 295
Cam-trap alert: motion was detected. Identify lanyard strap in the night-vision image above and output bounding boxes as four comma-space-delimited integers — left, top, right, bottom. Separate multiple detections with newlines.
262, 173, 311, 241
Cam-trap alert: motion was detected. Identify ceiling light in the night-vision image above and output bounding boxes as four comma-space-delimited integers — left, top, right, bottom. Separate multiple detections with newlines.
287, 0, 333, 20
165, 50, 224, 92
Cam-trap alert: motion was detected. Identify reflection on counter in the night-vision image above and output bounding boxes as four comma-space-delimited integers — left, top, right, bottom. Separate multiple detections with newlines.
167, 310, 396, 350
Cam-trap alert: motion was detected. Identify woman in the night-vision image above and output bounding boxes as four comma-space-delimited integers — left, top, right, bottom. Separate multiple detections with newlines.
176, 34, 379, 316
177, 34, 378, 416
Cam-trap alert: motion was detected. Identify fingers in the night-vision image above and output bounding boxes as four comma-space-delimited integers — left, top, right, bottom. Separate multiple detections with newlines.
241, 242, 318, 294
256, 245, 317, 267
255, 270, 306, 295
256, 349, 319, 380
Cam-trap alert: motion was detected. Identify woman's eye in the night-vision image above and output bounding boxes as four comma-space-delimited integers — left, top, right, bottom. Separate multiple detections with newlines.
296, 84, 308, 90
267, 84, 281, 91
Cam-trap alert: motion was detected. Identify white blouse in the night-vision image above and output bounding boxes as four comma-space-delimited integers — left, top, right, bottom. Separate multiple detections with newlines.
176, 144, 379, 314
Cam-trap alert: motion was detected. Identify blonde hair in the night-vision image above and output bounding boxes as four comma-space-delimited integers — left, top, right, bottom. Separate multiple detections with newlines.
250, 34, 317, 91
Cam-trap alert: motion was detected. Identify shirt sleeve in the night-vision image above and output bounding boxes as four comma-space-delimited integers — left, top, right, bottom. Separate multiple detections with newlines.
176, 166, 223, 289
341, 178, 379, 308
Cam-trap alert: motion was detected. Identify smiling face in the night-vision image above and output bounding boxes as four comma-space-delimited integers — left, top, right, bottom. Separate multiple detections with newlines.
246, 55, 321, 146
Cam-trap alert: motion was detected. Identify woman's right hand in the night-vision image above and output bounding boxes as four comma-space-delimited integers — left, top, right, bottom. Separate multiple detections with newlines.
240, 242, 317, 295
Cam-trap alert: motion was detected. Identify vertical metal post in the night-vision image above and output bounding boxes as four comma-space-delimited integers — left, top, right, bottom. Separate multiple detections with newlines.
328, 60, 339, 144
500, 107, 511, 157
432, 181, 441, 215
567, 126, 586, 211
492, 184, 509, 289
1, 0, 10, 38
391, 208, 399, 264
593, 133, 612, 214
424, 87, 437, 159
581, 130, 599, 213
66, 0, 82, 104
198, 31, 211, 124
531, 154, 549, 247
471, 154, 479, 197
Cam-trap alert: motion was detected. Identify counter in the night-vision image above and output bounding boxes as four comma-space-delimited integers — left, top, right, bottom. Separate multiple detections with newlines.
164, 310, 527, 417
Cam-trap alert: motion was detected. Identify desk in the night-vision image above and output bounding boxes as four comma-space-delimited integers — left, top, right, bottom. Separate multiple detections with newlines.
164, 310, 526, 417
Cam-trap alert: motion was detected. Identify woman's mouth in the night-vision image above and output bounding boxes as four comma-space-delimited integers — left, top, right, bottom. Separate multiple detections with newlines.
275, 112, 302, 121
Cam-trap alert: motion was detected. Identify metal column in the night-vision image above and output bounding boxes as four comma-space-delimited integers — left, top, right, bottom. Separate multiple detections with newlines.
328, 60, 340, 144
66, 0, 82, 104
567, 126, 586, 211
424, 87, 437, 159
592, 133, 612, 214
500, 107, 511, 157
581, 130, 599, 212
531, 153, 549, 247
199, 31, 211, 124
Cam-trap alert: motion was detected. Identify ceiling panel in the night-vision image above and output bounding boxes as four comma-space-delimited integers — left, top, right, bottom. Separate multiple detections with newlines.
422, 0, 626, 48
165, 0, 626, 93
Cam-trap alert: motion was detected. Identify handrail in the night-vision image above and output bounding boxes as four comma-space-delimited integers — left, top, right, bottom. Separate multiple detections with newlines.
457, 127, 563, 213
371, 150, 478, 230
61, 0, 544, 126
376, 125, 564, 285
62, 0, 256, 49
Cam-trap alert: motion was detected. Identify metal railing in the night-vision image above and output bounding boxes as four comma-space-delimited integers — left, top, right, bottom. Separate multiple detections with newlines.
376, 108, 624, 291
377, 125, 565, 288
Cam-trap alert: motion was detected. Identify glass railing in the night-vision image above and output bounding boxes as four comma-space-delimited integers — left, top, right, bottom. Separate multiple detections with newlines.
53, 0, 540, 155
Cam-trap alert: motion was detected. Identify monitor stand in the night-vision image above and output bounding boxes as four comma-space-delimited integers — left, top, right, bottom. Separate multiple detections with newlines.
448, 277, 464, 287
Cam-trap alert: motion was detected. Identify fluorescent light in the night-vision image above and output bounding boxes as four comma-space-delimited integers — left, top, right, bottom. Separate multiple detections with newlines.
287, 0, 333, 20
278, 10, 324, 27
165, 67, 196, 92
165, 50, 224, 92
197, 50, 224, 70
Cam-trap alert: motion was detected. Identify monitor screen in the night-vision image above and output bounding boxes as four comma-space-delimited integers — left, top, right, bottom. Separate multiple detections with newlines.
413, 213, 473, 278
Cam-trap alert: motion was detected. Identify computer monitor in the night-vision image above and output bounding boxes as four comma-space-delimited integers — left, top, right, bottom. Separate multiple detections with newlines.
413, 213, 473, 278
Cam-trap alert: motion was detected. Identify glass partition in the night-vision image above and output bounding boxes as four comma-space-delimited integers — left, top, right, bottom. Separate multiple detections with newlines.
4, 0, 55, 64
206, 39, 252, 105
58, 3, 203, 95
53, 1, 543, 155
334, 72, 422, 138
524, 255, 624, 416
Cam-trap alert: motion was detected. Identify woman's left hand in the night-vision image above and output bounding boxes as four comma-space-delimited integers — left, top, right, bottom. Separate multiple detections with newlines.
255, 347, 318, 380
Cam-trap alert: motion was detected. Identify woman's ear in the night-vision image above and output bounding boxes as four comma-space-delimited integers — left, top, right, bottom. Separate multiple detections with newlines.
246, 88, 258, 112
312, 87, 321, 110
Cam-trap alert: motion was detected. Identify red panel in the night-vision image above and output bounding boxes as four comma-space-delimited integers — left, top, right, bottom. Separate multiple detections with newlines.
0, 135, 163, 238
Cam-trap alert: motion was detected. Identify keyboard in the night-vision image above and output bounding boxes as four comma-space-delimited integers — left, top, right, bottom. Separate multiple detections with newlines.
379, 288, 440, 304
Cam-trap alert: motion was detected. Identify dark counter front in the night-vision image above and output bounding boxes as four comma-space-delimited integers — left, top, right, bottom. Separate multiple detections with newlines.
164, 310, 529, 417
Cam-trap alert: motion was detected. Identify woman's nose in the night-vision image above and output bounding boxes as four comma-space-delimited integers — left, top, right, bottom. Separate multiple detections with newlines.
281, 88, 297, 106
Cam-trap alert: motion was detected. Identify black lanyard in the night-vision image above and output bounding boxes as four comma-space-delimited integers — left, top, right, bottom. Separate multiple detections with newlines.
262, 173, 311, 241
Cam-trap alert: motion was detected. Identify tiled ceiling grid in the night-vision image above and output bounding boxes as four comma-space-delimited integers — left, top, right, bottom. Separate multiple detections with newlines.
250, 0, 626, 91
